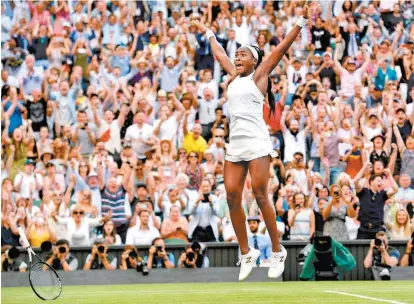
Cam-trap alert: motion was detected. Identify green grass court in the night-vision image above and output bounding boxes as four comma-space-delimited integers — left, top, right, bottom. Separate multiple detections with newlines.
2, 281, 413, 304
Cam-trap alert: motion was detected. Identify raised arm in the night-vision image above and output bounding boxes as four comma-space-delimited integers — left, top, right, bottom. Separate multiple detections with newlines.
256, 4, 314, 78
191, 20, 237, 78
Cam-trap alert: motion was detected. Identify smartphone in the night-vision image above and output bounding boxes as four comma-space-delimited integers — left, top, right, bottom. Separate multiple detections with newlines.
203, 193, 210, 203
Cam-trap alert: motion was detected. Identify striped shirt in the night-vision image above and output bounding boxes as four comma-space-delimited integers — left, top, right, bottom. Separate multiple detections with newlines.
101, 187, 129, 227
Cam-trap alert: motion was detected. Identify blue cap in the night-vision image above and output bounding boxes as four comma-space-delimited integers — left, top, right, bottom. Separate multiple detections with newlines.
375, 84, 384, 91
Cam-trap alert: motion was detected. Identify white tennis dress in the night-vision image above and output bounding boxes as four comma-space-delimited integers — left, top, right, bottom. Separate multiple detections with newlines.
225, 72, 273, 162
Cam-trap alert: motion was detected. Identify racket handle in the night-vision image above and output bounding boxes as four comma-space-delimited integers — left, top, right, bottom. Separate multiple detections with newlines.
17, 226, 31, 248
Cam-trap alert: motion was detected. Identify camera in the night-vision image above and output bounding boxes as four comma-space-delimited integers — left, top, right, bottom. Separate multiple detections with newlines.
97, 245, 106, 253
191, 242, 201, 253
186, 252, 195, 262
129, 250, 137, 259
156, 246, 163, 254
374, 238, 383, 247
58, 246, 67, 254
136, 261, 149, 276
333, 191, 339, 197
202, 193, 210, 203
5, 247, 20, 260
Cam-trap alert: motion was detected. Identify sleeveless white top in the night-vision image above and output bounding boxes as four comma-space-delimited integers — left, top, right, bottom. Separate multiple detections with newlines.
290, 208, 312, 241
225, 72, 273, 162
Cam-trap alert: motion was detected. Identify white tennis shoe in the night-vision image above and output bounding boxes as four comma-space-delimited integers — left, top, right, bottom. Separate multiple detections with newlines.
268, 244, 287, 279
237, 247, 260, 281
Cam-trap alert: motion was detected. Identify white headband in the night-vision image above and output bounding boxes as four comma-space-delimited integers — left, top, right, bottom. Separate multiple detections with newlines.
237, 45, 259, 61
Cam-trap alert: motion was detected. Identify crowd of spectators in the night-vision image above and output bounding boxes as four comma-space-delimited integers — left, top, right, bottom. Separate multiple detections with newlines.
1, 0, 414, 271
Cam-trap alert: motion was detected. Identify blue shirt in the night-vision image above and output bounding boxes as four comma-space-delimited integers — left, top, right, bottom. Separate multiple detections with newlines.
111, 55, 131, 76
4, 100, 24, 135
248, 234, 272, 262
144, 252, 175, 269
375, 67, 397, 88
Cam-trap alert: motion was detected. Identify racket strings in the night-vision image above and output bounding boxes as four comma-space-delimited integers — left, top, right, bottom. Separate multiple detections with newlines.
30, 262, 61, 300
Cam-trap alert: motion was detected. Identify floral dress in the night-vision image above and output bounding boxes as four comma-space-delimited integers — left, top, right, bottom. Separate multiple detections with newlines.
323, 203, 349, 241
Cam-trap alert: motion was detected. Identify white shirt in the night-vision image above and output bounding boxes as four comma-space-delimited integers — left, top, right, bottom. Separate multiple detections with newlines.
125, 225, 160, 246
97, 119, 121, 154
0, 75, 19, 88
283, 130, 307, 163
153, 115, 180, 142
337, 128, 357, 156
198, 80, 219, 100
232, 17, 251, 45
395, 187, 414, 203
198, 98, 219, 125
125, 123, 153, 158
13, 173, 43, 200
287, 65, 308, 94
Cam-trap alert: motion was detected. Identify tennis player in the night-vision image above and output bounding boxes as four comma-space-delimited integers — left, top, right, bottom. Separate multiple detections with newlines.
192, 2, 315, 281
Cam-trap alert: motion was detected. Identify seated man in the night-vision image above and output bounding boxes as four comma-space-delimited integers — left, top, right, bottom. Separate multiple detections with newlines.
363, 231, 400, 280
247, 216, 272, 266
45, 239, 78, 271
125, 210, 160, 246
144, 238, 175, 270
83, 239, 117, 270
400, 237, 414, 267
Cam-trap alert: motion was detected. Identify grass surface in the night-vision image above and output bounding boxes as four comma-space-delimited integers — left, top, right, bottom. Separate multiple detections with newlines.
2, 281, 414, 304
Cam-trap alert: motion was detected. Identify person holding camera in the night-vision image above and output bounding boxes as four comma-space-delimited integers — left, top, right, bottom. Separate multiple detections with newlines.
1, 245, 27, 272
83, 239, 117, 270
119, 245, 149, 275
178, 242, 209, 268
72, 110, 97, 157
188, 179, 220, 242
363, 231, 400, 280
45, 239, 78, 271
400, 235, 414, 267
145, 238, 175, 269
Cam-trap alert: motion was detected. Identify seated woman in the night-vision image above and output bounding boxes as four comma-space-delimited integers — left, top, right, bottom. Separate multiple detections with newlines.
160, 205, 189, 243
288, 192, 315, 241
97, 220, 122, 246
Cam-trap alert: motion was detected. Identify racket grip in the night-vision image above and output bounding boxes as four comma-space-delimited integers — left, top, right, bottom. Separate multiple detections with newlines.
17, 226, 31, 248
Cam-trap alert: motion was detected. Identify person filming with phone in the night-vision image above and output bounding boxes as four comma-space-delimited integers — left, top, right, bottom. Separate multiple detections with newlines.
178, 242, 209, 268
145, 238, 175, 270
188, 179, 220, 242
363, 231, 400, 280
45, 239, 78, 271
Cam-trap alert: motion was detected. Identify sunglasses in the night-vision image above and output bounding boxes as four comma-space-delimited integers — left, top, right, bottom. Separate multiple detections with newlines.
73, 211, 84, 215
179, 151, 187, 155
294, 158, 303, 162
215, 135, 224, 138
189, 155, 198, 158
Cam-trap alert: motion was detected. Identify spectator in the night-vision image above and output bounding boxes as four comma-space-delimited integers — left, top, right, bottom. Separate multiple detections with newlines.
246, 216, 272, 266
145, 238, 175, 270
288, 192, 315, 241
355, 167, 399, 239
52, 204, 107, 246
45, 239, 78, 271
97, 220, 122, 246
160, 205, 189, 243
125, 209, 160, 246
83, 239, 117, 271
385, 208, 414, 240
188, 179, 220, 242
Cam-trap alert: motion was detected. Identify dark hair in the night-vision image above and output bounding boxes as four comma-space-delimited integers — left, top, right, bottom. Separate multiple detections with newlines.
251, 45, 275, 117
56, 239, 69, 247
369, 174, 385, 184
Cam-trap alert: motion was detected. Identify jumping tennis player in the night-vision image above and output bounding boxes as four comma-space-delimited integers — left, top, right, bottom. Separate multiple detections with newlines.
192, 2, 315, 281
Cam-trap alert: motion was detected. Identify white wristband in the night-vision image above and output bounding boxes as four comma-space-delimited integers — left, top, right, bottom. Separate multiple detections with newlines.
296, 16, 308, 28
205, 30, 215, 40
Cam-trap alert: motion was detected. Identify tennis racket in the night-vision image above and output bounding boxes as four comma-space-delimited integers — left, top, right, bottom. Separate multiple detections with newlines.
17, 227, 62, 301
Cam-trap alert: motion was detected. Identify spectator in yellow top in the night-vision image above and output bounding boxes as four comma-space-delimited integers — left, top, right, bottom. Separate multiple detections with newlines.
182, 110, 207, 159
